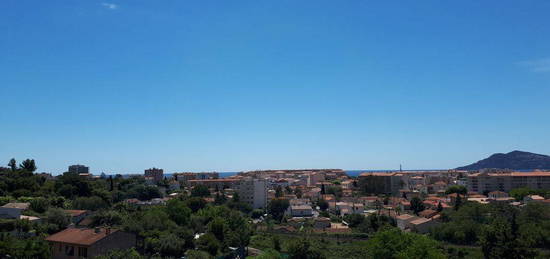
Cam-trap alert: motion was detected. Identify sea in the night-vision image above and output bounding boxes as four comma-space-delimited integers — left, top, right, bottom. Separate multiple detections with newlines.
164, 169, 446, 179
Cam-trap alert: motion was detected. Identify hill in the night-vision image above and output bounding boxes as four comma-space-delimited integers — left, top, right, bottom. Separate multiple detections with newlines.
456, 150, 550, 170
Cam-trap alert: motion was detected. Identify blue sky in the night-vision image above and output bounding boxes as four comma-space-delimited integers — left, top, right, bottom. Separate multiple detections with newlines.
1, 1, 550, 174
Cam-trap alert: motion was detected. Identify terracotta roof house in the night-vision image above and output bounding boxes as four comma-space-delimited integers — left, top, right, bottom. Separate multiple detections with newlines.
395, 214, 418, 230
524, 195, 545, 203
419, 209, 438, 219
410, 217, 439, 234
45, 227, 136, 259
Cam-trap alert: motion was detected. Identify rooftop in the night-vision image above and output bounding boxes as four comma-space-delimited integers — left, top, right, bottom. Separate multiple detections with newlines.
410, 217, 431, 225
45, 228, 118, 246
1, 203, 30, 210
469, 171, 550, 177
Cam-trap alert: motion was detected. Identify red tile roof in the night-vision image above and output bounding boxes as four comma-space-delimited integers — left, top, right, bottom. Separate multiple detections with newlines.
45, 228, 118, 246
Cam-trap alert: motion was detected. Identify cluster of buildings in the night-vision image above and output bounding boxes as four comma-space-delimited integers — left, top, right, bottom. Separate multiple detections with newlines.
22, 164, 550, 257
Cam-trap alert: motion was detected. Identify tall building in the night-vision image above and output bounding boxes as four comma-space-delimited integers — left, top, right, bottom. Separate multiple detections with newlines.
234, 178, 267, 209
467, 171, 550, 194
358, 172, 404, 195
144, 168, 164, 182
68, 164, 89, 174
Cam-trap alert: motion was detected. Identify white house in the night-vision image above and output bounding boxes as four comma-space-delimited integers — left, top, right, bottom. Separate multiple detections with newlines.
0, 203, 29, 219
289, 205, 313, 217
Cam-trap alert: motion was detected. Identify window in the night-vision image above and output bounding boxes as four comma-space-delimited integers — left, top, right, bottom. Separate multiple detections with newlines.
65, 245, 74, 256
78, 247, 88, 257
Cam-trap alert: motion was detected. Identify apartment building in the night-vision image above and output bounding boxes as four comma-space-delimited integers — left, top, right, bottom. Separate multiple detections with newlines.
68, 165, 89, 174
467, 171, 550, 193
234, 178, 267, 209
358, 172, 404, 195
144, 168, 164, 182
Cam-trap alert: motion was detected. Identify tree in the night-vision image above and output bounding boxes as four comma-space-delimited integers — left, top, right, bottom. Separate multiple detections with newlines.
91, 210, 123, 227
272, 236, 281, 251
275, 186, 284, 198
285, 185, 292, 194
357, 214, 396, 233
158, 233, 185, 257
185, 197, 207, 213
344, 214, 365, 228
232, 192, 240, 202
95, 248, 145, 259
214, 192, 227, 205
317, 199, 329, 211
287, 238, 324, 259
8, 158, 17, 171
445, 185, 467, 196
207, 217, 226, 242
454, 195, 462, 211
73, 196, 109, 211
109, 175, 114, 191
326, 186, 343, 199
196, 233, 221, 256
186, 250, 212, 259
410, 197, 425, 216
436, 202, 443, 213
480, 217, 536, 259
191, 185, 211, 198
366, 228, 445, 259
267, 199, 289, 222
46, 208, 70, 232
294, 188, 303, 198
19, 159, 37, 172
30, 197, 49, 213
129, 185, 162, 201
252, 209, 264, 219
251, 249, 284, 259
166, 199, 191, 225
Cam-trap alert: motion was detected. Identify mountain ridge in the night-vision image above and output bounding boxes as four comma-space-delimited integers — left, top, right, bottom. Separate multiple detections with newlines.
456, 150, 550, 170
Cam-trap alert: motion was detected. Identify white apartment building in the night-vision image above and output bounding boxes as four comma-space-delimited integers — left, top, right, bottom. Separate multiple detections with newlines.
234, 178, 267, 209
467, 171, 550, 193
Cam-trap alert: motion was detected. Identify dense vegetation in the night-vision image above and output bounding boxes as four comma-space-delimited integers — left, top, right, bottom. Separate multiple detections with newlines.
430, 201, 550, 258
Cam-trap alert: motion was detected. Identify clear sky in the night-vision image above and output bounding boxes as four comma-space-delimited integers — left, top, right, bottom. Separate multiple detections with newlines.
1, 1, 550, 174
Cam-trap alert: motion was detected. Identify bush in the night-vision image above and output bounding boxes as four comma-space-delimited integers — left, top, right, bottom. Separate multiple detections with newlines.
30, 197, 49, 213
73, 196, 109, 211
252, 209, 264, 219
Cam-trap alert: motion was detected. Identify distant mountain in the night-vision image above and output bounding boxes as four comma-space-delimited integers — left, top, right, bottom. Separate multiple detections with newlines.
456, 150, 550, 170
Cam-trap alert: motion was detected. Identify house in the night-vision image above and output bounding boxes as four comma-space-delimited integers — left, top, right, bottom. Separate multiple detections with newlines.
313, 217, 331, 229
0, 203, 30, 219
488, 191, 508, 199
419, 209, 438, 219
168, 180, 181, 191
399, 200, 411, 211
45, 227, 136, 259
395, 214, 417, 230
359, 196, 379, 208
524, 195, 545, 203
289, 205, 313, 217
20, 215, 41, 223
410, 217, 439, 234
351, 203, 364, 214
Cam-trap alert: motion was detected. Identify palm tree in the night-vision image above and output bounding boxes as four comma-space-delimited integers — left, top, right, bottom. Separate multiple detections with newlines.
8, 158, 16, 171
